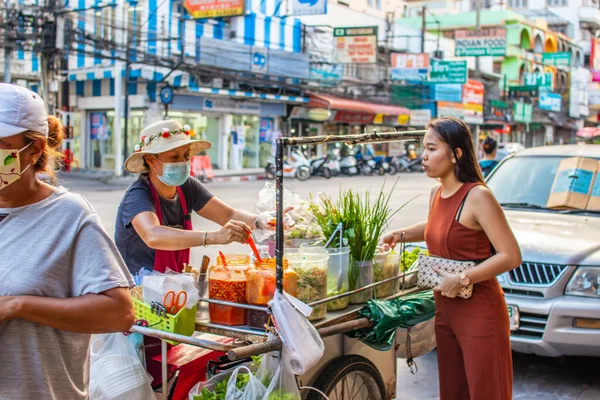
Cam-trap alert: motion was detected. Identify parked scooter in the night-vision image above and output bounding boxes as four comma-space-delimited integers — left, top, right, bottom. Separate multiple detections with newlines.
310, 155, 334, 179
264, 150, 311, 181
338, 152, 360, 176
354, 149, 376, 176
397, 153, 423, 172
372, 155, 397, 175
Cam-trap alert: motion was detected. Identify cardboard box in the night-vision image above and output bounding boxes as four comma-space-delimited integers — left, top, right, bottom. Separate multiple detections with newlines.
587, 161, 600, 211
547, 157, 598, 209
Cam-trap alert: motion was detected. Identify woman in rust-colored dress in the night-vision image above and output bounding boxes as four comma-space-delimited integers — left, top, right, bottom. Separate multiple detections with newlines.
382, 117, 522, 400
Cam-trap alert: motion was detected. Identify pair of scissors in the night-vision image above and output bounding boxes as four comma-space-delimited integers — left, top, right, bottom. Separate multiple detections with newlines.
163, 290, 188, 315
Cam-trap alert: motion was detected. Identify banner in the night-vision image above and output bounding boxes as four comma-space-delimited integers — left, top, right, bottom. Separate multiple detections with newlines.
524, 72, 553, 89
410, 109, 432, 126
90, 112, 110, 140
183, 0, 244, 19
514, 102, 533, 123
289, 0, 327, 15
429, 60, 467, 84
539, 92, 562, 112
508, 85, 539, 99
432, 84, 463, 102
391, 53, 429, 81
454, 28, 507, 57
333, 26, 378, 64
437, 102, 464, 120
462, 80, 484, 125
251, 47, 268, 73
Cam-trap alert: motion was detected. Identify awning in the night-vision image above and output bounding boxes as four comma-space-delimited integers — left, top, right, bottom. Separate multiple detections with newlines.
308, 93, 411, 125
577, 127, 600, 138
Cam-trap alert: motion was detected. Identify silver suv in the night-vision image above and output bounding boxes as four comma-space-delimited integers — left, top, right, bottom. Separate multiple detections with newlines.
486, 144, 600, 357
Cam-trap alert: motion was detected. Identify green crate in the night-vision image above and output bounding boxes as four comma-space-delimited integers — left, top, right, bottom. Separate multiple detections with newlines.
133, 298, 196, 344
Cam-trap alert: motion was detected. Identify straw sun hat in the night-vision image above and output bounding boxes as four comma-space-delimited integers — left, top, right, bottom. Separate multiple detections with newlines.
124, 120, 211, 173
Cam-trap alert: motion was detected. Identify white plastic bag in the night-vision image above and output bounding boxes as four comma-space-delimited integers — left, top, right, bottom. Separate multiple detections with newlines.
269, 291, 324, 375
142, 270, 200, 310
89, 333, 155, 400
224, 365, 268, 400
255, 334, 280, 387
261, 352, 302, 400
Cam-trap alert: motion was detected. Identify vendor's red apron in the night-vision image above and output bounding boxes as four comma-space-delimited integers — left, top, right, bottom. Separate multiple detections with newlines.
145, 180, 192, 387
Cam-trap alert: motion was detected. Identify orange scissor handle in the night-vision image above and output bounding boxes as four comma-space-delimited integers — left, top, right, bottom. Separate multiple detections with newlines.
163, 290, 188, 315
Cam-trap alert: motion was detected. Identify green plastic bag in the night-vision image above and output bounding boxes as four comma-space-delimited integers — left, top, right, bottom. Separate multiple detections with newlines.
346, 291, 435, 351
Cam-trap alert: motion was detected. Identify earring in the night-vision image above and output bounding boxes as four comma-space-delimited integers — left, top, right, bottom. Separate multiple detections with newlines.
452, 159, 457, 164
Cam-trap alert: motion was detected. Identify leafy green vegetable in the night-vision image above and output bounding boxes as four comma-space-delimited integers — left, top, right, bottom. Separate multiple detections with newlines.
267, 391, 302, 400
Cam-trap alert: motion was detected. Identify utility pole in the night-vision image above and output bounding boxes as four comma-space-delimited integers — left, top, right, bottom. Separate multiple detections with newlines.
475, 0, 481, 76
385, 11, 394, 90
123, 28, 131, 176
3, 5, 14, 83
421, 7, 426, 54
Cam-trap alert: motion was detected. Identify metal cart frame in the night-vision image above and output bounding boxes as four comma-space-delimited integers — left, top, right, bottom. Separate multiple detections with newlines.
130, 129, 428, 400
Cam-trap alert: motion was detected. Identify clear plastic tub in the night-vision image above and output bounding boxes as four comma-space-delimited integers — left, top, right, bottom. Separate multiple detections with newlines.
246, 258, 297, 329
325, 247, 351, 311
285, 249, 329, 321
373, 248, 400, 298
349, 260, 374, 304
208, 264, 249, 326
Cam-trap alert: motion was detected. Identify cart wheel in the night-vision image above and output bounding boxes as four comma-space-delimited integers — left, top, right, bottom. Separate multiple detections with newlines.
306, 355, 386, 400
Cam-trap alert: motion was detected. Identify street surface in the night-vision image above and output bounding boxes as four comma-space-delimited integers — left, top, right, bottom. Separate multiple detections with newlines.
61, 172, 600, 400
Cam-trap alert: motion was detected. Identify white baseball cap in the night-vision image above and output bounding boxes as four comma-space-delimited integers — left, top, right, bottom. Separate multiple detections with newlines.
0, 84, 49, 139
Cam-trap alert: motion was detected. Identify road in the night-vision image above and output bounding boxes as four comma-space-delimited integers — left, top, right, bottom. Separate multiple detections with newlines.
61, 172, 600, 400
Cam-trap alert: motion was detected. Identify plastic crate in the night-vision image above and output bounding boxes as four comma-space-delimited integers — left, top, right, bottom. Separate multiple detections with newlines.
133, 298, 196, 344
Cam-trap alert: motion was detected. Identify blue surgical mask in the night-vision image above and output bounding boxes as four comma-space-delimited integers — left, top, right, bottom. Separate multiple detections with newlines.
156, 160, 190, 187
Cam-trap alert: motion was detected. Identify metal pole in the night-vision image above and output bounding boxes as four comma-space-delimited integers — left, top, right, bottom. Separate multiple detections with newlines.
275, 138, 284, 294
123, 31, 131, 175
4, 5, 12, 84
475, 0, 481, 75
161, 340, 168, 397
420, 7, 426, 54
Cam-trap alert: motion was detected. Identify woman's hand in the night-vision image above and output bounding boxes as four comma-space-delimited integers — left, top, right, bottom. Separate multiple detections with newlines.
433, 268, 463, 298
380, 231, 400, 249
209, 220, 251, 245
255, 207, 295, 230
0, 296, 18, 323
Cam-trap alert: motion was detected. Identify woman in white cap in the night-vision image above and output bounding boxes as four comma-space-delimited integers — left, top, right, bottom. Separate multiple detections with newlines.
0, 84, 134, 399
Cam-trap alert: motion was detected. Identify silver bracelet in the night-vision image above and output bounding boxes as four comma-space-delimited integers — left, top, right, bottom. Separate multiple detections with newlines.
203, 231, 209, 247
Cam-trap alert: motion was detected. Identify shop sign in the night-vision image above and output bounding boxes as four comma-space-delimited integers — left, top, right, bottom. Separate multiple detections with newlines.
432, 84, 463, 102
454, 28, 506, 57
251, 47, 268, 73
90, 112, 110, 140
202, 97, 261, 115
570, 67, 590, 118
391, 53, 429, 81
508, 85, 539, 99
437, 102, 464, 120
334, 110, 374, 124
524, 72, 553, 89
290, 106, 335, 121
542, 52, 571, 67
490, 100, 507, 109
310, 63, 343, 82
539, 92, 562, 112
410, 109, 432, 126
333, 26, 378, 64
589, 90, 600, 106
259, 118, 273, 143
288, 0, 327, 16
463, 80, 484, 125
373, 113, 410, 126
429, 60, 467, 84
183, 0, 244, 19
514, 102, 533, 123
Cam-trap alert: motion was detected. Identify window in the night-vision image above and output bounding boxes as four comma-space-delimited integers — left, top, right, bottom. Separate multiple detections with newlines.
493, 61, 502, 74
376, 0, 381, 10
368, 0, 374, 7
509, 0, 528, 7
471, 0, 492, 10
547, 0, 567, 6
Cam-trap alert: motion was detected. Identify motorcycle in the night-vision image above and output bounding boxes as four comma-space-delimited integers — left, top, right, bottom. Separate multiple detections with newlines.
372, 155, 397, 176
339, 153, 360, 176
354, 150, 375, 176
398, 154, 423, 172
264, 150, 311, 181
310, 156, 334, 179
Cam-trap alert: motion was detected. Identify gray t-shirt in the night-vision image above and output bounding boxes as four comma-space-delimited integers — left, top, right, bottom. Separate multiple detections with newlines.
115, 175, 214, 276
0, 186, 134, 400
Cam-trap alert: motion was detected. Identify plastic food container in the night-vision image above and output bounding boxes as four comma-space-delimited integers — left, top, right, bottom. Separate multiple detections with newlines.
246, 258, 297, 329
217, 254, 251, 266
324, 247, 351, 311
285, 249, 329, 321
374, 248, 400, 298
208, 264, 249, 326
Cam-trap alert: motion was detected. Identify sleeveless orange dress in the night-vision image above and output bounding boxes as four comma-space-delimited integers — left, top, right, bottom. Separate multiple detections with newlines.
424, 182, 512, 400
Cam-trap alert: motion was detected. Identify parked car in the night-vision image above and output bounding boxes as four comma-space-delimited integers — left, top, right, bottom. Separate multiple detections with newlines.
486, 144, 600, 357
494, 142, 525, 161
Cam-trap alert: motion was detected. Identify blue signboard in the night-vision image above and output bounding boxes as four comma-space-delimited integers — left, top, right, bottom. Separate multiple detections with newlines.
289, 0, 327, 16
539, 92, 562, 112
431, 84, 463, 102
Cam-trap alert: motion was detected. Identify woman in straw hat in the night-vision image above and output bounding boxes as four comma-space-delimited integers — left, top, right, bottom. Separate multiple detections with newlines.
115, 120, 281, 388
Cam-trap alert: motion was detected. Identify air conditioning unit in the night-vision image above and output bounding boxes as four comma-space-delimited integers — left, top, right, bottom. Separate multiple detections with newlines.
197, 75, 223, 89
433, 50, 444, 60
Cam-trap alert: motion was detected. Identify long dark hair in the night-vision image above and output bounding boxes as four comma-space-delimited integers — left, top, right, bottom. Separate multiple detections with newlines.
427, 117, 485, 184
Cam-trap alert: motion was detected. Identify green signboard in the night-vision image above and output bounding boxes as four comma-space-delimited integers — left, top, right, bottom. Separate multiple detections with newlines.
429, 60, 467, 84
490, 100, 508, 109
333, 26, 378, 37
509, 85, 539, 99
524, 72, 553, 89
542, 52, 571, 66
514, 102, 533, 123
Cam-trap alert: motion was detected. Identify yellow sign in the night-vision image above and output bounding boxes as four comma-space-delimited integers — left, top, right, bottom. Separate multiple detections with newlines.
373, 114, 384, 124
307, 108, 332, 121
184, 0, 244, 19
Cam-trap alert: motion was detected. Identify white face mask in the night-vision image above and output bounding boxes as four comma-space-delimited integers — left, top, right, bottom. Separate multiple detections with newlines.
0, 142, 33, 191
